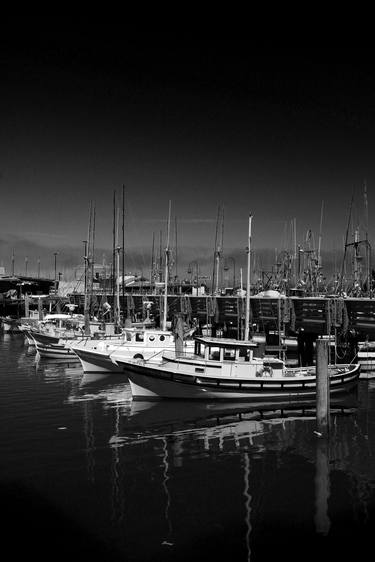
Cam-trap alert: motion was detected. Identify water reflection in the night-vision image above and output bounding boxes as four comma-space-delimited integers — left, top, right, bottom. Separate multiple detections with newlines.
314, 438, 330, 536
75, 388, 364, 560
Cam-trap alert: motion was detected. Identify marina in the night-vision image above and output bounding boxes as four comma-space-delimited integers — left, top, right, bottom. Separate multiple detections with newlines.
3, 36, 375, 562
1, 331, 375, 561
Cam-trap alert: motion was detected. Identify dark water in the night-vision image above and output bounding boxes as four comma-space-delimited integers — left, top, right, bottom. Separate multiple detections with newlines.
1, 334, 375, 562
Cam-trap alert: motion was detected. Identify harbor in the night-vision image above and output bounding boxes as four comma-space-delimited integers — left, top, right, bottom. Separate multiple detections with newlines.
1, 332, 375, 561
3, 35, 375, 561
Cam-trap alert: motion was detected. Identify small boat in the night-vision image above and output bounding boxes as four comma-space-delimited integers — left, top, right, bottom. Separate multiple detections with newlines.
357, 340, 375, 378
70, 328, 195, 373
113, 336, 361, 401
30, 330, 83, 360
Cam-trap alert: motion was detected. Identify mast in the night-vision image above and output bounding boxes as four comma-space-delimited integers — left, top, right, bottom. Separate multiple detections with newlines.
116, 206, 121, 325
159, 230, 163, 283
212, 205, 224, 294
318, 200, 324, 269
244, 215, 253, 340
122, 184, 125, 321
84, 201, 93, 336
91, 202, 96, 309
338, 194, 354, 295
364, 179, 371, 295
175, 216, 178, 283
150, 232, 155, 287
112, 190, 116, 322
162, 201, 172, 331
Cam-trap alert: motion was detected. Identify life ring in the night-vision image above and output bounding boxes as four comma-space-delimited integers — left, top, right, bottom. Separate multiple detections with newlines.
133, 353, 144, 365
263, 366, 273, 377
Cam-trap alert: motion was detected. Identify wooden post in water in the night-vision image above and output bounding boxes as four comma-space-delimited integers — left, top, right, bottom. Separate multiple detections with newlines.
38, 296, 43, 320
174, 313, 184, 356
24, 293, 29, 318
316, 338, 330, 436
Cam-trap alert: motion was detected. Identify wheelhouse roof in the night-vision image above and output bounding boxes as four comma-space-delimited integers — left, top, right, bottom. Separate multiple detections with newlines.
194, 336, 258, 348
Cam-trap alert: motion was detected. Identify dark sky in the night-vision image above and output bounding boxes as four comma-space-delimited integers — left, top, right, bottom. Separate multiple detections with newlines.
1, 29, 374, 277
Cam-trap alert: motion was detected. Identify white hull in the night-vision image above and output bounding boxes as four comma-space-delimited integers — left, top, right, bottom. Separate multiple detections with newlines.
73, 348, 122, 373
120, 359, 360, 401
71, 337, 195, 374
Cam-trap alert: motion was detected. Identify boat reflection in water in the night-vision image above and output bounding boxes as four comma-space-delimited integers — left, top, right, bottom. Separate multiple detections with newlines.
82, 384, 368, 562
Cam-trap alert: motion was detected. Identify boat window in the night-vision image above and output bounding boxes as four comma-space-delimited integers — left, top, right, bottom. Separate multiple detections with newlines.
224, 349, 235, 361
210, 350, 220, 360
160, 335, 165, 342
148, 335, 155, 342
135, 333, 144, 342
126, 332, 132, 342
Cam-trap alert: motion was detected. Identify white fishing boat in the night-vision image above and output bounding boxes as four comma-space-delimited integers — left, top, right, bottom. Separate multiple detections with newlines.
29, 329, 83, 360
113, 335, 361, 401
357, 340, 375, 378
70, 328, 195, 373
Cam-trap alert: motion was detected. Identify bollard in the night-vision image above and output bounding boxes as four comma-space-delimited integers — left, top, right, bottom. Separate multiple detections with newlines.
316, 338, 330, 436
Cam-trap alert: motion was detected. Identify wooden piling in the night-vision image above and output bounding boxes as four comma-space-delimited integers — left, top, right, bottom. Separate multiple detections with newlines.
24, 293, 29, 318
38, 297, 43, 320
316, 338, 330, 435
174, 314, 184, 356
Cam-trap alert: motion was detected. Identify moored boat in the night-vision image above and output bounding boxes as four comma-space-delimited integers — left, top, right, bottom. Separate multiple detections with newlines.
70, 328, 195, 373
113, 336, 361, 401
30, 330, 83, 360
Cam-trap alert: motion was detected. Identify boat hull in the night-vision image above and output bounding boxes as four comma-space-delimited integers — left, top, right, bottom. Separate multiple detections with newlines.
35, 342, 80, 360
71, 347, 122, 373
118, 361, 361, 401
71, 341, 195, 374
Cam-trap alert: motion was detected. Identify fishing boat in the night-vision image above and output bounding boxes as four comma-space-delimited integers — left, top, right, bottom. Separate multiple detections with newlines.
30, 330, 83, 360
113, 335, 360, 401
70, 327, 196, 373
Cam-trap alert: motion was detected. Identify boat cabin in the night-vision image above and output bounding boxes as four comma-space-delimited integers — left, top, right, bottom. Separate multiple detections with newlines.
194, 336, 258, 362
123, 329, 175, 346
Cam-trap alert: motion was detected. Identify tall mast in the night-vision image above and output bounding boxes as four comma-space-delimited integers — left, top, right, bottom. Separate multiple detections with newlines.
364, 179, 371, 294
116, 206, 121, 325
84, 201, 93, 336
175, 215, 178, 282
162, 200, 171, 331
112, 190, 116, 321
212, 205, 224, 294
338, 194, 354, 295
91, 202, 96, 307
150, 232, 155, 286
159, 230, 163, 283
244, 215, 253, 340
122, 184, 125, 320
317, 200, 324, 269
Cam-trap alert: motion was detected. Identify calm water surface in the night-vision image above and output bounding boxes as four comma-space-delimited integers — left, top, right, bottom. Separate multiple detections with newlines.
1, 334, 375, 562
